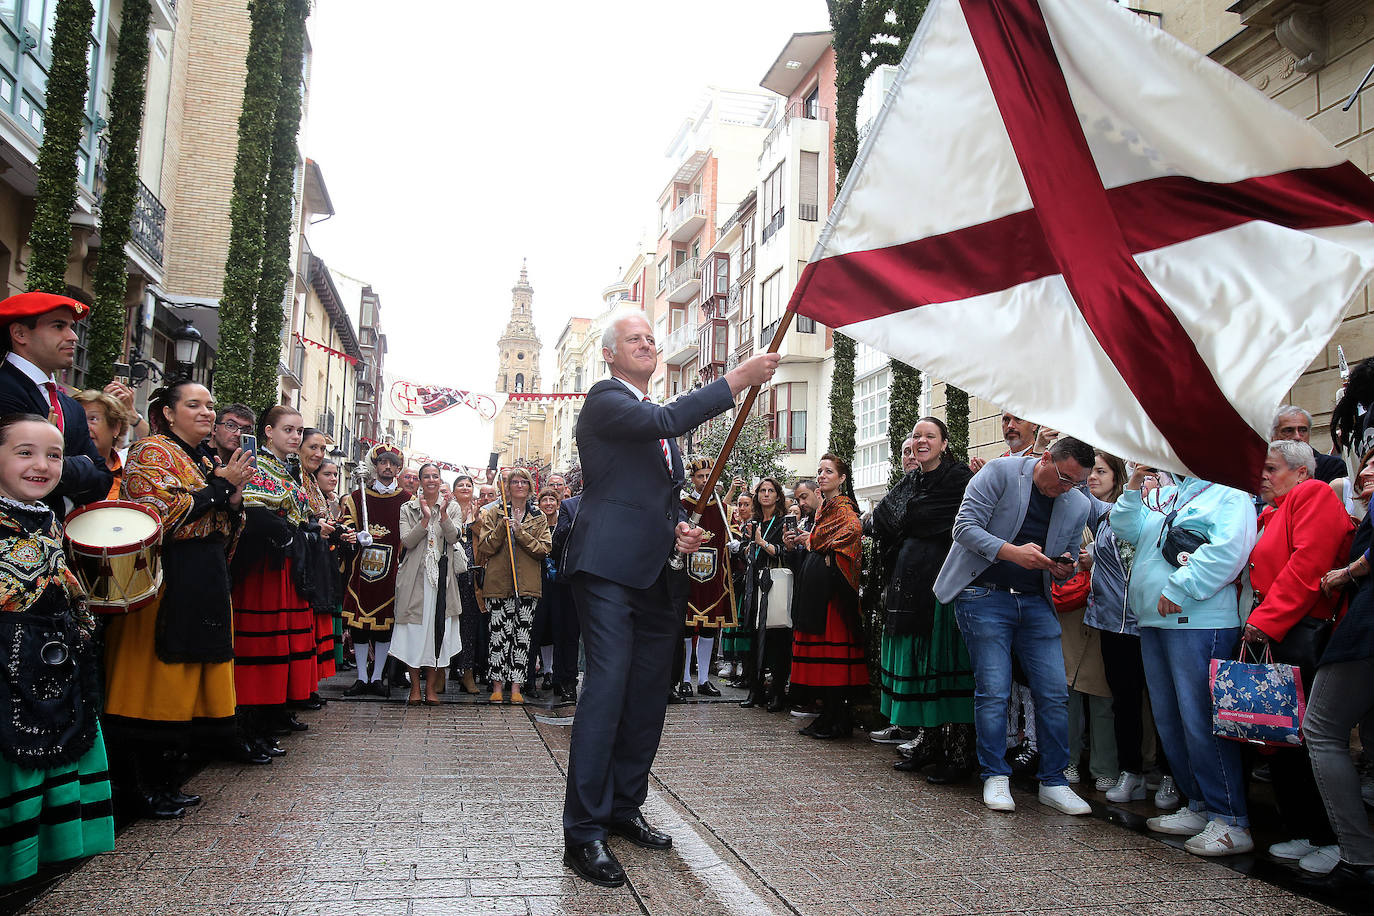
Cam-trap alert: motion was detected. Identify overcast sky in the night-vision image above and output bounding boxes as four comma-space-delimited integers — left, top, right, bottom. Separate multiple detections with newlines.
304, 0, 832, 468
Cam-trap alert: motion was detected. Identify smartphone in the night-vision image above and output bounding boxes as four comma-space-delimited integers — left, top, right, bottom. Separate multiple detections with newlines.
1055, 554, 1074, 565
112, 362, 130, 380
239, 434, 257, 457
784, 515, 798, 532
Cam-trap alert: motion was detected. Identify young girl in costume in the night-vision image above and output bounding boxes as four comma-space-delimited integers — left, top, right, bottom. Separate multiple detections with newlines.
0, 414, 114, 884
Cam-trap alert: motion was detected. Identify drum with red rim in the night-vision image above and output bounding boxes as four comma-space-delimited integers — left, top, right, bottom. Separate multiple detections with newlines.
63, 499, 164, 614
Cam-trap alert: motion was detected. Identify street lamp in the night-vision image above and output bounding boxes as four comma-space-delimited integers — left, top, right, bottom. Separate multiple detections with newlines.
171, 320, 203, 369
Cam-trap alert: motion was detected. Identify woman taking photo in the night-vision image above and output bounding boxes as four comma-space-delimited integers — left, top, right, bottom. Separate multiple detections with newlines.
392, 463, 466, 705
230, 406, 317, 749
475, 467, 550, 704
298, 428, 340, 693
448, 473, 483, 693
872, 419, 976, 782
75, 389, 135, 500
105, 380, 253, 815
739, 477, 789, 710
791, 454, 868, 739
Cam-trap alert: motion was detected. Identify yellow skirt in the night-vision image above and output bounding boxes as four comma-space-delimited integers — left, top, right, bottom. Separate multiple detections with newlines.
103, 592, 236, 736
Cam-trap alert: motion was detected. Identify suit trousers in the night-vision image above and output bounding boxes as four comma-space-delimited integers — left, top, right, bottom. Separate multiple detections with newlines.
563, 566, 679, 844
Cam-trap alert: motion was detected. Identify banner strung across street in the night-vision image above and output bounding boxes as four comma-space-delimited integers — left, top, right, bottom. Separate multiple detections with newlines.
387, 378, 586, 420
787, 0, 1374, 491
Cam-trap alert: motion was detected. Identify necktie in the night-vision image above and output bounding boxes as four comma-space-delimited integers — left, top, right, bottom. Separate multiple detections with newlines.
643, 396, 670, 470
44, 381, 63, 433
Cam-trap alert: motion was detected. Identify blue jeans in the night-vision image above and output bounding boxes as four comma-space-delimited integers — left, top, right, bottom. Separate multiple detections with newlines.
954, 587, 1070, 785
1140, 626, 1248, 827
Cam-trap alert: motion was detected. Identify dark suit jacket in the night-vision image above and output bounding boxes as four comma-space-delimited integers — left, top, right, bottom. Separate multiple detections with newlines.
552, 495, 580, 581
1315, 451, 1347, 483
563, 377, 735, 590
0, 360, 112, 513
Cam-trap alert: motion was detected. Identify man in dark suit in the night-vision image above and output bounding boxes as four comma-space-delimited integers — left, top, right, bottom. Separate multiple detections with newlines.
0, 292, 112, 514
560, 311, 778, 887
550, 494, 582, 700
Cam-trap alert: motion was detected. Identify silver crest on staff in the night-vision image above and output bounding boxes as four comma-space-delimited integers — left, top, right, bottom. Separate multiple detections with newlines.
353, 465, 373, 547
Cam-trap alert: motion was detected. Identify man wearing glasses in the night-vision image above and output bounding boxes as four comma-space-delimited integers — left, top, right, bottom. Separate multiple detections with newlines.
933, 436, 1104, 815
212, 404, 255, 464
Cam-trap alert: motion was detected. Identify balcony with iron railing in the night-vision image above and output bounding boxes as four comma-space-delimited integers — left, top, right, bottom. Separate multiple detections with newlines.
727, 279, 742, 312
663, 192, 708, 243
660, 257, 701, 303
661, 317, 700, 366
130, 180, 166, 266
759, 100, 832, 164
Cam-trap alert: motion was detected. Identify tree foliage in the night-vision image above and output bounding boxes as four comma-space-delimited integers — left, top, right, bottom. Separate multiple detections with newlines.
826, 0, 927, 469
249, 0, 308, 408
695, 411, 788, 487
26, 0, 95, 294
887, 361, 921, 485
216, 0, 286, 405
945, 384, 970, 464
87, 0, 153, 387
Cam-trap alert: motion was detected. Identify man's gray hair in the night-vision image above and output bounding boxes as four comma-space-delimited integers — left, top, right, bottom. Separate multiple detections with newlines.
600, 310, 648, 357
1268, 438, 1317, 475
1271, 405, 1313, 435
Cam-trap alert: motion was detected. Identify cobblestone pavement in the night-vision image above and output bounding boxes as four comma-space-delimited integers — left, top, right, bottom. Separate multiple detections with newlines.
15, 678, 1354, 916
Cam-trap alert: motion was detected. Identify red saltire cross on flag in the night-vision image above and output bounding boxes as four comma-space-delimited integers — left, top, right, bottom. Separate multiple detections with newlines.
788, 0, 1374, 491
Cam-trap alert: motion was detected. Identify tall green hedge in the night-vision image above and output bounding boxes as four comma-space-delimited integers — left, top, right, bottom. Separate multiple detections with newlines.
887, 361, 921, 485
26, 0, 96, 294
216, 0, 285, 404
87, 0, 152, 387
249, 0, 308, 408
945, 384, 969, 464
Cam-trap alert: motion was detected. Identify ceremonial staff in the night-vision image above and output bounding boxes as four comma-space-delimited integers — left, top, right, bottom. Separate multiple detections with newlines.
670, 309, 797, 569
353, 465, 373, 547
497, 469, 521, 594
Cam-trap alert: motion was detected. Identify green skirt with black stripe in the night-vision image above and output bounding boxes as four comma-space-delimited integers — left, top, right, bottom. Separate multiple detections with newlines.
879, 600, 975, 728
1, 722, 115, 886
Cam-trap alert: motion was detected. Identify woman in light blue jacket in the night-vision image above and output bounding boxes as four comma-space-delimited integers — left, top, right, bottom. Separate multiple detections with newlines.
1110, 467, 1257, 858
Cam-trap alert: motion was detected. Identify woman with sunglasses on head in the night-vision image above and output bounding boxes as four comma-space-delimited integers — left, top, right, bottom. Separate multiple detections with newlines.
474, 467, 551, 704
392, 463, 467, 705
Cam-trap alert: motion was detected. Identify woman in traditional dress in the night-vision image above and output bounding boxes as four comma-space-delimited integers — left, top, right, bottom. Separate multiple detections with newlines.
448, 473, 483, 693
792, 453, 868, 739
74, 389, 135, 500
475, 467, 550, 704
872, 418, 977, 781
738, 477, 790, 710
105, 380, 254, 814
0, 414, 114, 884
391, 463, 466, 705
230, 406, 317, 749
298, 428, 341, 697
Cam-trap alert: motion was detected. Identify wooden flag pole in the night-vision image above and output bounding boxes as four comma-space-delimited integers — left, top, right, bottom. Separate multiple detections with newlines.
669, 309, 797, 569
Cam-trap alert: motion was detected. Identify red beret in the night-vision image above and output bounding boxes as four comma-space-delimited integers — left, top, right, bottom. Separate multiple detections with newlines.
0, 291, 90, 321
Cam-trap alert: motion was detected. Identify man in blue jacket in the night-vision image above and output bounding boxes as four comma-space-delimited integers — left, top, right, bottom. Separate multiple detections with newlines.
933, 437, 1102, 815
560, 311, 778, 888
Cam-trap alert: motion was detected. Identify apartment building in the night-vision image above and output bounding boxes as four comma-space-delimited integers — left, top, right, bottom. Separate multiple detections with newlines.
292, 253, 361, 456
651, 86, 776, 404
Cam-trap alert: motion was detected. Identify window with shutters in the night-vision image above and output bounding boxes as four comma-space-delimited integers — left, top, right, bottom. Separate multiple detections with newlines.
799, 150, 819, 221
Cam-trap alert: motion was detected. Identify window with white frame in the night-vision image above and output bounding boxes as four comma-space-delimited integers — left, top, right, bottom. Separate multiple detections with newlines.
855, 368, 890, 443
772, 382, 808, 453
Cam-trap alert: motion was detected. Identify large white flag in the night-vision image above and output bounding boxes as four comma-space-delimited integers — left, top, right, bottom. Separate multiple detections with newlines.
790, 0, 1374, 491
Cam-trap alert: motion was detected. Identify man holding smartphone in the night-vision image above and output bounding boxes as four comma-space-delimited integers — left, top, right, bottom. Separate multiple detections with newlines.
932, 437, 1104, 815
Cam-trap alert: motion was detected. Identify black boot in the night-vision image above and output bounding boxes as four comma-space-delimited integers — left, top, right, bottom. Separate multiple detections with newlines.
894, 726, 942, 771
800, 702, 836, 738
927, 723, 976, 784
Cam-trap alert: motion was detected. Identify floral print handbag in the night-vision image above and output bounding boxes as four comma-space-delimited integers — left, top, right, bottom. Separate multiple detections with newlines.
1209, 643, 1307, 748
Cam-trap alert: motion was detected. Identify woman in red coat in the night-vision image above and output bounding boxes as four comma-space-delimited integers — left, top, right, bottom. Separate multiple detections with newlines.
1246, 439, 1354, 874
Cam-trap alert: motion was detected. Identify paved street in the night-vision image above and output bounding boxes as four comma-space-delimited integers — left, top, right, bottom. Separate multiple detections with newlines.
11, 677, 1358, 916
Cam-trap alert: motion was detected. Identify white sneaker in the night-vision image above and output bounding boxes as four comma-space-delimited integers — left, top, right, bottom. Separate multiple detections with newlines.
1106, 772, 1148, 803
1269, 838, 1317, 861
1038, 784, 1092, 815
1146, 808, 1209, 835
1063, 764, 1081, 784
983, 775, 1015, 812
1184, 820, 1254, 857
1299, 845, 1341, 875
1153, 776, 1180, 810
1094, 775, 1118, 792
869, 725, 909, 744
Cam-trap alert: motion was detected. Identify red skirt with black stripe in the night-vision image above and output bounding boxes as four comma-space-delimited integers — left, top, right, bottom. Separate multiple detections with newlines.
314, 611, 336, 679
791, 597, 869, 695
232, 560, 318, 705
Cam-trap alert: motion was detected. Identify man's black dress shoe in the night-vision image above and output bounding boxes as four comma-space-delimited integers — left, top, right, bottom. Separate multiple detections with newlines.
563, 839, 626, 888
231, 740, 271, 765
281, 713, 309, 731
342, 678, 369, 697
739, 692, 761, 709
255, 737, 287, 757
765, 695, 786, 713
697, 681, 722, 698
677, 681, 694, 698
160, 788, 202, 807
608, 815, 672, 850
667, 690, 685, 705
